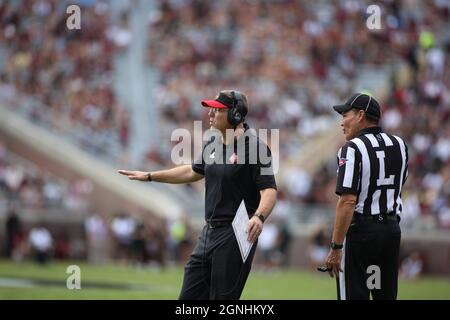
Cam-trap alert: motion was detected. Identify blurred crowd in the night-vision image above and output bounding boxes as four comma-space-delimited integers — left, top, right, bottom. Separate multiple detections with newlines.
3, 194, 194, 268
0, 140, 90, 262
84, 211, 193, 267
0, 0, 129, 158
257, 218, 292, 271
0, 142, 91, 211
1, 0, 450, 232
3, 209, 195, 268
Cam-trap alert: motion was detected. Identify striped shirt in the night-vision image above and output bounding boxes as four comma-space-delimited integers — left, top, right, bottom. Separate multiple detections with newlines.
335, 126, 408, 215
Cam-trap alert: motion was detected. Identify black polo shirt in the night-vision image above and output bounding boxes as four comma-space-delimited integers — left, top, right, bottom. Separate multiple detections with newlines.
192, 128, 277, 221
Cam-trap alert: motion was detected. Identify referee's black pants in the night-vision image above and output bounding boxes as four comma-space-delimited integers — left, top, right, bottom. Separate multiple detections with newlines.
341, 215, 401, 300
179, 224, 257, 300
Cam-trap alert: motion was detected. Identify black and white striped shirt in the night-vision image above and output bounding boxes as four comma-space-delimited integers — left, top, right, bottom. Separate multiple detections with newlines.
335, 127, 408, 215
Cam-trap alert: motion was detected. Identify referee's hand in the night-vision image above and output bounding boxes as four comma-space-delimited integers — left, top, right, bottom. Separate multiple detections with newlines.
118, 170, 150, 181
325, 249, 343, 278
247, 216, 263, 243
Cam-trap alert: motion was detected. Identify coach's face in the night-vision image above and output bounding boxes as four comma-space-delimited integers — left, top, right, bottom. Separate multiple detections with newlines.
341, 109, 364, 140
208, 107, 229, 132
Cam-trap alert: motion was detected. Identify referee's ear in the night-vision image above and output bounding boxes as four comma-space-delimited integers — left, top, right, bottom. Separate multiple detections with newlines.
356, 109, 365, 121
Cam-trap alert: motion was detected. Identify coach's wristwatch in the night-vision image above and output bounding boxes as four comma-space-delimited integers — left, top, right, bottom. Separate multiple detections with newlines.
253, 212, 265, 224
330, 241, 343, 250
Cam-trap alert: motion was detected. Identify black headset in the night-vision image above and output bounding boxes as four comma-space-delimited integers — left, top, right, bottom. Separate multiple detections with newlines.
228, 91, 248, 127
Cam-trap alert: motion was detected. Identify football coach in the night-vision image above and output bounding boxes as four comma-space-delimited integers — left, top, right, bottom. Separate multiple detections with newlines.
119, 90, 277, 299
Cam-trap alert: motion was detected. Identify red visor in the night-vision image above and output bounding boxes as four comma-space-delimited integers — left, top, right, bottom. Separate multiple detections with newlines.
201, 100, 229, 109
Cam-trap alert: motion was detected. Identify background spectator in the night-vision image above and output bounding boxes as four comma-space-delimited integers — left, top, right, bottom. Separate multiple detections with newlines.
28, 224, 53, 264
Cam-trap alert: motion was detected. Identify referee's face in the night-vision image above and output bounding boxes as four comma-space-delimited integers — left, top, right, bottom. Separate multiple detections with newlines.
341, 109, 363, 141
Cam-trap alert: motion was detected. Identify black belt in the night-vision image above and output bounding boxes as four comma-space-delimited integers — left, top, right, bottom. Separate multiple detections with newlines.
206, 219, 233, 229
352, 213, 398, 223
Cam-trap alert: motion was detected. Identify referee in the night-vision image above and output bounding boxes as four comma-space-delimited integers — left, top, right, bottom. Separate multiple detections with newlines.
326, 93, 408, 300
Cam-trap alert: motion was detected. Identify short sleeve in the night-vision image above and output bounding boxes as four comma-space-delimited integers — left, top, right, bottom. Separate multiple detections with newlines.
335, 142, 360, 196
252, 142, 277, 191
192, 147, 205, 176
403, 141, 408, 185
192, 136, 218, 175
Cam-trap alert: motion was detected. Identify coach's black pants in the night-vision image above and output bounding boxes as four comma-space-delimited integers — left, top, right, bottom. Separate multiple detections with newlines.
179, 224, 257, 300
341, 215, 401, 300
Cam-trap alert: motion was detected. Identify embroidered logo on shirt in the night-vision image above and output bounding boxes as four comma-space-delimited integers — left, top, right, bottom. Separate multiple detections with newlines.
338, 158, 348, 167
229, 153, 238, 164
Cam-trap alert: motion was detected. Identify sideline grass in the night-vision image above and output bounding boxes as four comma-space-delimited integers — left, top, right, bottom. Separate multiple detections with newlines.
0, 260, 449, 299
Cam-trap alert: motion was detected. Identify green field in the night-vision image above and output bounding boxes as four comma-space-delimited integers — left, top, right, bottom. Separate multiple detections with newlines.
0, 260, 449, 299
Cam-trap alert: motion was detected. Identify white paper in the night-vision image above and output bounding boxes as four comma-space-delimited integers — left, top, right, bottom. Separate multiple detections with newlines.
232, 200, 254, 263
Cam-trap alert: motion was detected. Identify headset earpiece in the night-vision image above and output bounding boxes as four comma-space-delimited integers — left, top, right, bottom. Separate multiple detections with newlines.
228, 91, 247, 127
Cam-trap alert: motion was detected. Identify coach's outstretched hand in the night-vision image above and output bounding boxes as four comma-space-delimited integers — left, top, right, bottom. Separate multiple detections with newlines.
118, 170, 150, 181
